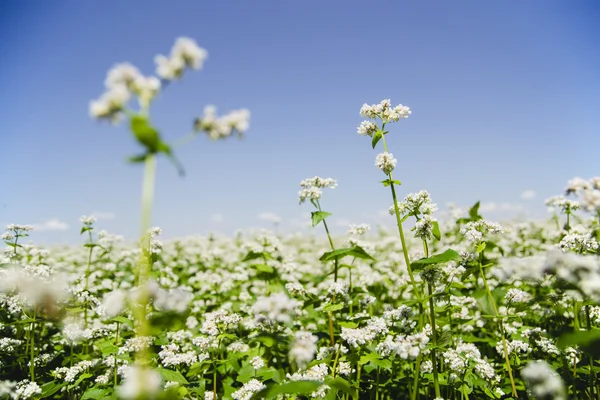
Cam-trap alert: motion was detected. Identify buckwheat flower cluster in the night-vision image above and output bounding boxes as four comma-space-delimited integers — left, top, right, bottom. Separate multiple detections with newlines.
359, 99, 411, 123
90, 62, 161, 122
250, 356, 265, 369
201, 309, 242, 336
118, 366, 162, 400
118, 336, 155, 354
155, 37, 208, 80
521, 360, 566, 400
158, 343, 198, 367
298, 177, 338, 204
357, 120, 378, 137
193, 105, 251, 140
377, 329, 430, 360
545, 196, 580, 214
4, 224, 33, 239
14, 381, 41, 399
53, 360, 99, 383
0, 266, 67, 309
413, 214, 437, 240
389, 190, 437, 217
542, 250, 600, 300
231, 379, 266, 400
348, 223, 370, 236
327, 281, 348, 296
443, 341, 498, 383
341, 317, 388, 348
565, 177, 591, 195
336, 361, 354, 376
375, 152, 397, 175
289, 331, 318, 369
460, 220, 504, 244
287, 363, 329, 382
252, 292, 300, 325
558, 232, 599, 253
148, 227, 163, 254
504, 288, 532, 304
497, 339, 531, 356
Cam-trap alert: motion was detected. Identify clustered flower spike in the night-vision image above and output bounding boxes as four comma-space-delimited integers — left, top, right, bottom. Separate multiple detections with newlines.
298, 176, 338, 204
155, 37, 208, 80
558, 176, 600, 214
193, 105, 251, 140
375, 152, 397, 175
358, 98, 411, 133
90, 37, 209, 124
389, 190, 437, 218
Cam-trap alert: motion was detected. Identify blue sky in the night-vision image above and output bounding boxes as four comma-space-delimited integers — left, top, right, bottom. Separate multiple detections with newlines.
1, 1, 599, 244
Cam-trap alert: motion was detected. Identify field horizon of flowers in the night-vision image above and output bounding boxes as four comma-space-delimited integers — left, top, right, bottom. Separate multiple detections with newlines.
2, 37, 600, 400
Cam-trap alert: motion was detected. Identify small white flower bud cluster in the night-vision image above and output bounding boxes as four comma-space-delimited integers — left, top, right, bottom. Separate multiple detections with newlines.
375, 152, 397, 175
298, 176, 337, 204
194, 105, 251, 140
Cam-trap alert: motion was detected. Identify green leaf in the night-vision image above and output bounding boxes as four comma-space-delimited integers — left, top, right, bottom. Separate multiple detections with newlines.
81, 388, 111, 399
320, 248, 354, 262
253, 264, 274, 273
371, 130, 383, 149
322, 303, 344, 313
359, 353, 381, 365
476, 242, 487, 253
127, 153, 148, 163
39, 381, 66, 398
469, 201, 482, 221
311, 211, 332, 227
252, 335, 276, 348
411, 249, 460, 266
130, 115, 161, 153
156, 368, 189, 384
111, 316, 134, 329
348, 245, 376, 261
326, 377, 353, 394
338, 321, 358, 329
381, 179, 401, 187
432, 221, 441, 241
558, 329, 600, 349
261, 381, 323, 398
95, 339, 119, 356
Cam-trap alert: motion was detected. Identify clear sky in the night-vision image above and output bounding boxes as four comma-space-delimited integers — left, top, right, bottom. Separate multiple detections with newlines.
1, 1, 599, 244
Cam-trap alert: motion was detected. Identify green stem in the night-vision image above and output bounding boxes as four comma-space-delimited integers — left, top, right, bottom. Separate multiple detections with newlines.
83, 230, 94, 329
479, 262, 518, 398
428, 283, 441, 399
135, 154, 157, 365
331, 345, 341, 378
354, 364, 362, 400
30, 307, 36, 381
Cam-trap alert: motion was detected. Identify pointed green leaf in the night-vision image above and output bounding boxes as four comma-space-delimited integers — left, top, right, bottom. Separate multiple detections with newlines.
412, 249, 459, 266
371, 130, 383, 149
311, 211, 332, 227
469, 201, 482, 221
432, 221, 441, 240
156, 368, 189, 384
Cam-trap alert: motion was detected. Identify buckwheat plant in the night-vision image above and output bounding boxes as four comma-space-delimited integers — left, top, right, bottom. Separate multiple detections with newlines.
90, 36, 249, 390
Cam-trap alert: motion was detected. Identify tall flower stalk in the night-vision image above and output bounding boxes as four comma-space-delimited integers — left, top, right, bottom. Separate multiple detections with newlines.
90, 37, 250, 372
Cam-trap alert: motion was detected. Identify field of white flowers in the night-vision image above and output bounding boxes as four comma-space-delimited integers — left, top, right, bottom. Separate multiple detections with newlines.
2, 37, 600, 400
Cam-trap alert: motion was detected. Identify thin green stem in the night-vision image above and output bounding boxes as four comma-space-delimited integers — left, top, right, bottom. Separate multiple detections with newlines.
134, 154, 157, 365
83, 229, 94, 329
479, 262, 518, 398
354, 364, 362, 400
379, 133, 419, 299
428, 282, 441, 398
29, 307, 36, 381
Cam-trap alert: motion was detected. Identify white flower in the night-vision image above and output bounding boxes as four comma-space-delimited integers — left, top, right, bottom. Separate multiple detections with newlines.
119, 366, 162, 399
231, 379, 266, 400
289, 331, 318, 369
375, 152, 397, 175
89, 86, 131, 122
521, 360, 566, 400
357, 120, 378, 136
101, 290, 128, 318
348, 223, 370, 236
250, 356, 265, 369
